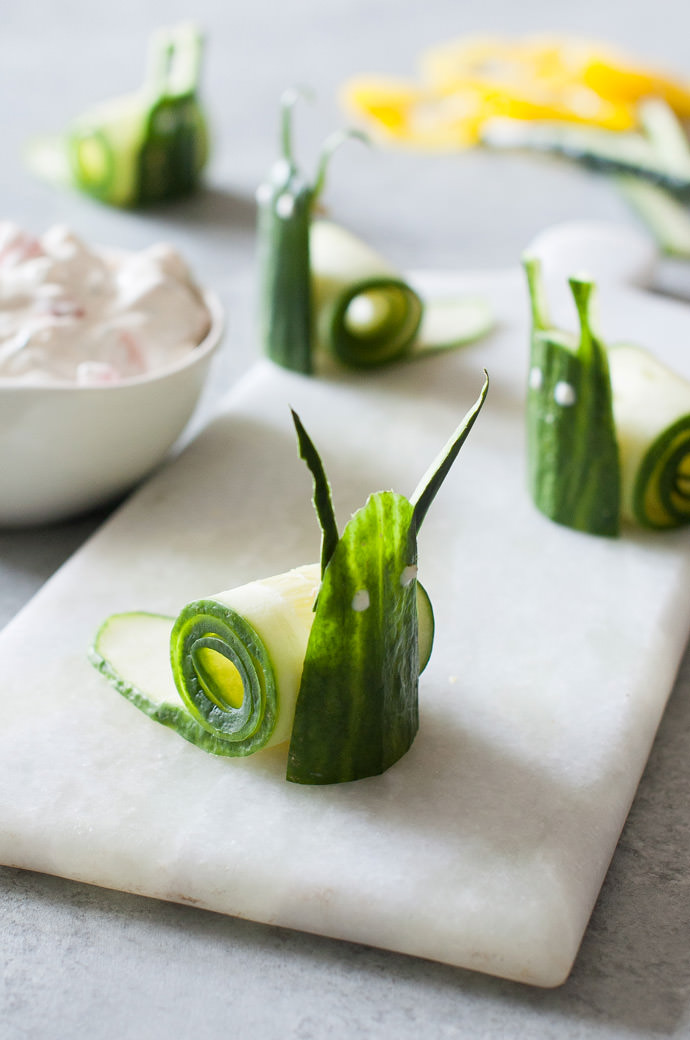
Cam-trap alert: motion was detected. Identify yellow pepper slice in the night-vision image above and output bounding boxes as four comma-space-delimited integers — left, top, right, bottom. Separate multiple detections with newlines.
341, 34, 690, 152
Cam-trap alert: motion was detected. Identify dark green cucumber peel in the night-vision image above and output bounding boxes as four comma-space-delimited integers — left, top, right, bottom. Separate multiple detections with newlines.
287, 492, 419, 784
257, 90, 365, 374
524, 257, 620, 537
291, 408, 339, 574
257, 89, 314, 374
287, 377, 488, 784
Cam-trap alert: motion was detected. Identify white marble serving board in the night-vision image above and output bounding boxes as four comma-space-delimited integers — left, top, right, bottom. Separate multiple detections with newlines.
2, 266, 690, 988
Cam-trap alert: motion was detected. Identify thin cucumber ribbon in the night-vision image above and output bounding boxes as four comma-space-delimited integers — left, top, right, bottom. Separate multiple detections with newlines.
91, 381, 488, 783
524, 256, 690, 534
27, 23, 208, 208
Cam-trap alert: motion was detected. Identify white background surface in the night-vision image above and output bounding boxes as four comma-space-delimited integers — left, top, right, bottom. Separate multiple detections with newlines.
2, 1, 690, 1037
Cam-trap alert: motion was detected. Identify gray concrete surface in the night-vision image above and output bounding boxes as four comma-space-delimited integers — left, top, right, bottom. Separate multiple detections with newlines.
1, 1, 689, 1036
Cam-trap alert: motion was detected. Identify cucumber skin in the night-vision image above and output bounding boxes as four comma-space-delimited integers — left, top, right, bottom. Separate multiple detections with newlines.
137, 97, 208, 205
287, 492, 420, 785
524, 263, 620, 538
527, 332, 620, 537
257, 167, 313, 374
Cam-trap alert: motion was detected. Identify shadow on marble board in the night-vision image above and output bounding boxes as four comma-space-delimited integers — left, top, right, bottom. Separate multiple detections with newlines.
137, 185, 257, 235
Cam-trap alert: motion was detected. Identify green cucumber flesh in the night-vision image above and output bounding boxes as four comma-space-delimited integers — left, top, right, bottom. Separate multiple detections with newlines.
416, 580, 434, 672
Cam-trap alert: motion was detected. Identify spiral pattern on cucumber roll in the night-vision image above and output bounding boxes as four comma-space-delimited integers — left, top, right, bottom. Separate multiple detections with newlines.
327, 277, 424, 367
170, 601, 278, 755
632, 417, 690, 528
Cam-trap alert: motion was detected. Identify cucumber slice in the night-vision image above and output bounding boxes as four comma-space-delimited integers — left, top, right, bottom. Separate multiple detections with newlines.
311, 221, 494, 366
608, 343, 690, 528
411, 297, 494, 357
90, 612, 247, 756
416, 580, 434, 673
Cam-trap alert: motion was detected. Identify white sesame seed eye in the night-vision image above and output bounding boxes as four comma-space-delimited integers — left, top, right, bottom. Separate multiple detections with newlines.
255, 183, 273, 205
554, 381, 577, 406
400, 565, 418, 587
272, 158, 292, 185
528, 366, 543, 390
275, 193, 296, 219
351, 589, 370, 612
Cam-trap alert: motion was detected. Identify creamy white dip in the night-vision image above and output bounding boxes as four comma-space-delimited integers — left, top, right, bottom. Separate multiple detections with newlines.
0, 223, 212, 385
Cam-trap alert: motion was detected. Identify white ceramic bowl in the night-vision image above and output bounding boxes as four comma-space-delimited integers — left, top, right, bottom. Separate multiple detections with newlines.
0, 291, 223, 527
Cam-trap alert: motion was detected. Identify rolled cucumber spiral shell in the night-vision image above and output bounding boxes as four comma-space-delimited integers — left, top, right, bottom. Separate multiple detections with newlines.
92, 565, 320, 758
608, 343, 690, 528
170, 564, 320, 755
92, 562, 435, 760
310, 220, 424, 367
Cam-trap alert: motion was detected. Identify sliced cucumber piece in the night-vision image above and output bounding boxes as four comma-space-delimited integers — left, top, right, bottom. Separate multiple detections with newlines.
416, 580, 435, 672
411, 297, 494, 357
